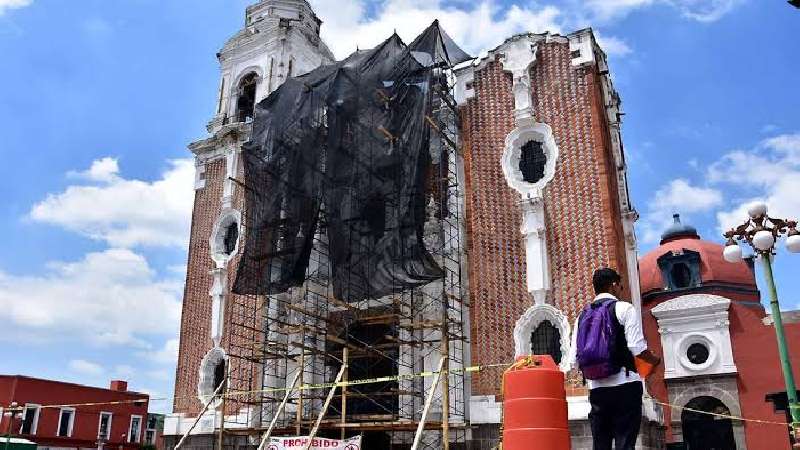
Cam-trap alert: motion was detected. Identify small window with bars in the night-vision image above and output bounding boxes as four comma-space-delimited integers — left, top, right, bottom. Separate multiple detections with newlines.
518, 140, 547, 184
223, 222, 239, 255
530, 320, 562, 365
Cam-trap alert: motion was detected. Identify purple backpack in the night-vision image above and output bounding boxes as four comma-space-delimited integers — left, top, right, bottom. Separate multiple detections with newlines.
576, 299, 624, 380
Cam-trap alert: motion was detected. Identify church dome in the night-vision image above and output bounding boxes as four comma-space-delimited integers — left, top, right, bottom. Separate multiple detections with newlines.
639, 214, 757, 298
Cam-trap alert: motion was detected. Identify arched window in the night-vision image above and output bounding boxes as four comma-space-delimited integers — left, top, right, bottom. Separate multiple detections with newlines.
197, 347, 227, 407
236, 73, 259, 123
530, 320, 562, 365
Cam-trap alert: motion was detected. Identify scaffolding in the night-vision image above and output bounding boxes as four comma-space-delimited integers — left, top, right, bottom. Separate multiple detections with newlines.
216, 47, 470, 450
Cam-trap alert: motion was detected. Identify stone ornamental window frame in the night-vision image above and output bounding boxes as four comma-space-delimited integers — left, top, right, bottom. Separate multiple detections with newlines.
513, 303, 572, 372
210, 209, 242, 268
677, 333, 718, 373
197, 346, 228, 408
501, 119, 559, 199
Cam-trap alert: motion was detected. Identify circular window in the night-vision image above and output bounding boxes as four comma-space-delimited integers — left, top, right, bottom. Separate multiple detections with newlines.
686, 343, 710, 365
518, 140, 546, 183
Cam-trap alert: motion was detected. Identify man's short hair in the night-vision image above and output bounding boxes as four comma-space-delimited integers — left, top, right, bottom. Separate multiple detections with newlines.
593, 268, 622, 294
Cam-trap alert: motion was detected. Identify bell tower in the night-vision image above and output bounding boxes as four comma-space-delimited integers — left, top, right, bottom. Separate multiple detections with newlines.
167, 0, 334, 439
207, 0, 335, 133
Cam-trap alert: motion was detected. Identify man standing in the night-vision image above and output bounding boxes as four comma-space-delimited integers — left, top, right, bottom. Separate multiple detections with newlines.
569, 268, 661, 450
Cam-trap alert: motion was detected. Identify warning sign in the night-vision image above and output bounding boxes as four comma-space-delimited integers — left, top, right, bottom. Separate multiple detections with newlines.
267, 436, 361, 450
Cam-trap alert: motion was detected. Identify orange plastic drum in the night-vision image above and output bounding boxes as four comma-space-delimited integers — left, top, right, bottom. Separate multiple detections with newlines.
502, 355, 570, 450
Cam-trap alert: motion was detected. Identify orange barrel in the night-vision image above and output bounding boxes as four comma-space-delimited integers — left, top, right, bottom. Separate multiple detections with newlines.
502, 355, 571, 450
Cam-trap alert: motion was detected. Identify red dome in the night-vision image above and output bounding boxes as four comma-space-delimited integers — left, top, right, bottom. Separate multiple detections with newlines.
639, 236, 757, 296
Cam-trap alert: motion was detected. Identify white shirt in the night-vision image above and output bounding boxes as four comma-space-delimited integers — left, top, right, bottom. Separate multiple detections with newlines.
567, 293, 648, 390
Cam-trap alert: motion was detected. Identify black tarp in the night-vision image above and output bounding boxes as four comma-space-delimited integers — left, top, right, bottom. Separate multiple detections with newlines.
232, 22, 470, 301
409, 19, 473, 67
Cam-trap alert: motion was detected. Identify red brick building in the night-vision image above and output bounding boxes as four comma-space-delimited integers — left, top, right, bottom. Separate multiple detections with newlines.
640, 215, 800, 449
0, 377, 149, 450
455, 29, 638, 396
452, 29, 661, 448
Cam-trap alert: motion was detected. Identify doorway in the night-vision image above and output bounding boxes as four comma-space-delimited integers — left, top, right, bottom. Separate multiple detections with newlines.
681, 396, 736, 450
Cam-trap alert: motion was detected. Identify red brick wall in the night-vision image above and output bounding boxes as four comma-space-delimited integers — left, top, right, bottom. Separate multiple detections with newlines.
173, 151, 261, 416
173, 158, 225, 414
460, 40, 630, 396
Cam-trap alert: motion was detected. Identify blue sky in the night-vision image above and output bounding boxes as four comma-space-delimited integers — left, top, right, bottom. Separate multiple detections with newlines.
0, 0, 798, 413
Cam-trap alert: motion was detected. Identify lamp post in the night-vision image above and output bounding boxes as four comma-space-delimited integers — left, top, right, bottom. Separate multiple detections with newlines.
723, 202, 800, 445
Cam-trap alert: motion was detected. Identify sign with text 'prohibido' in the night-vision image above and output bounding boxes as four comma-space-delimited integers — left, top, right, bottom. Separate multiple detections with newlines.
267, 436, 361, 450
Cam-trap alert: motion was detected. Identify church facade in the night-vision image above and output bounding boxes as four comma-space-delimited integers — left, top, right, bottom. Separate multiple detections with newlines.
639, 215, 800, 449
165, 1, 664, 449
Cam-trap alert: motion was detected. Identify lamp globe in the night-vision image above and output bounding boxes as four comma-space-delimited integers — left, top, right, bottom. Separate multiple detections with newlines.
753, 230, 776, 252
723, 243, 743, 263
747, 202, 768, 219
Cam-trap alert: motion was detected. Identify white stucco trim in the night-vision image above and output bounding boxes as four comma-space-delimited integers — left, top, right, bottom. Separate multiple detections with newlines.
469, 395, 502, 424
501, 119, 559, 198
197, 347, 228, 409
513, 303, 571, 371
652, 294, 738, 379
501, 119, 559, 303
499, 36, 537, 123
453, 66, 475, 106
209, 208, 242, 268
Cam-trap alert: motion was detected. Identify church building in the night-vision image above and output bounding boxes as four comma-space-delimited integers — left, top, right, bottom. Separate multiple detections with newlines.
165, 0, 672, 448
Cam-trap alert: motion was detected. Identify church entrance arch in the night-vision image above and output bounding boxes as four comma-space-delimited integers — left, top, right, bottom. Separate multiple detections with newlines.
681, 396, 736, 450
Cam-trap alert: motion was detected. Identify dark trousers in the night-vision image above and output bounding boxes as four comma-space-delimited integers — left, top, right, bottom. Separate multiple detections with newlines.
588, 381, 643, 450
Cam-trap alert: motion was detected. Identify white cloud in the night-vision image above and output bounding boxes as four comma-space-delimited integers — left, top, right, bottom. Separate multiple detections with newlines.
594, 33, 633, 56
310, 0, 562, 59
713, 133, 800, 233
0, 0, 32, 16
585, 0, 655, 21
0, 248, 182, 346
762, 133, 800, 164
68, 359, 104, 376
67, 157, 120, 182
142, 338, 180, 365
583, 0, 741, 22
638, 179, 723, 243
113, 365, 136, 379
653, 179, 724, 212
30, 158, 194, 248
670, 0, 742, 22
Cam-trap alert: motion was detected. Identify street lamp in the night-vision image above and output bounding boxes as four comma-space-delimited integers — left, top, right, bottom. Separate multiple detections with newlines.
723, 202, 800, 445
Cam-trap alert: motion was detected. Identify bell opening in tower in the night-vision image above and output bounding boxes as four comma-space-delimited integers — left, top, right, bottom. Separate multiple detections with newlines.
236, 73, 259, 123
